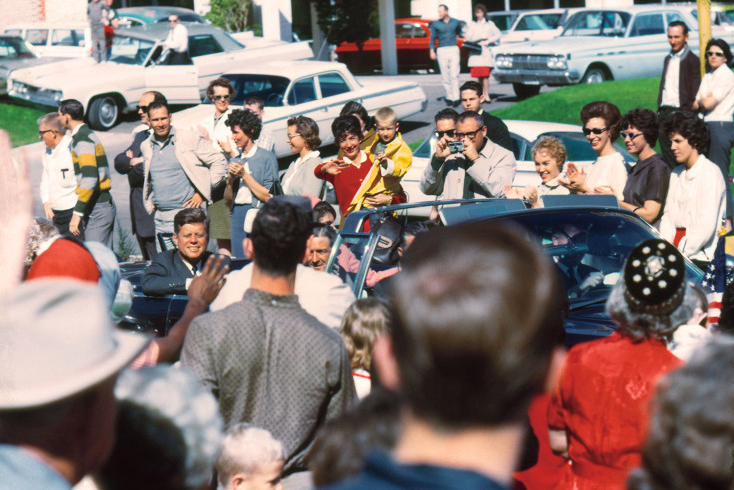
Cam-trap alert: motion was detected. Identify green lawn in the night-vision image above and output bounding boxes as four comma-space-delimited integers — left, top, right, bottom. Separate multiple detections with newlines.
0, 101, 47, 147
490, 78, 660, 124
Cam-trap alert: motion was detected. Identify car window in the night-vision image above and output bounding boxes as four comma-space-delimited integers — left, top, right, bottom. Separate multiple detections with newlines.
0, 37, 33, 58
188, 34, 224, 57
396, 23, 414, 38
108, 35, 156, 65
665, 11, 689, 29
413, 23, 427, 37
630, 13, 665, 37
509, 134, 526, 160
224, 74, 289, 107
318, 72, 350, 98
27, 29, 49, 46
562, 11, 630, 37
487, 14, 513, 31
51, 29, 76, 46
287, 77, 317, 105
119, 17, 143, 28
516, 14, 562, 31
3, 29, 22, 37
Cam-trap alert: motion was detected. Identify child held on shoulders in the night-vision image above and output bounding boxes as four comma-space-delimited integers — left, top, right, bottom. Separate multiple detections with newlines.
341, 298, 391, 399
364, 107, 413, 207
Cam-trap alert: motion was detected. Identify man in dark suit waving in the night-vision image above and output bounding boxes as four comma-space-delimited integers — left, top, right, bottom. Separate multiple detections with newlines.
142, 208, 214, 295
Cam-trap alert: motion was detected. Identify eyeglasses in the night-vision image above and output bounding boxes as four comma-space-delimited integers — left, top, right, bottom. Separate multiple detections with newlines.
706, 51, 725, 58
38, 129, 54, 136
136, 104, 148, 112
582, 126, 610, 136
620, 131, 643, 140
212, 95, 230, 101
286, 133, 301, 141
454, 127, 484, 140
168, 18, 178, 23
435, 129, 455, 139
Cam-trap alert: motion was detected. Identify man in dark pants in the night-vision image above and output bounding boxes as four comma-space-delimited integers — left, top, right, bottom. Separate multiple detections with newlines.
460, 80, 512, 152
657, 20, 700, 169
114, 91, 166, 260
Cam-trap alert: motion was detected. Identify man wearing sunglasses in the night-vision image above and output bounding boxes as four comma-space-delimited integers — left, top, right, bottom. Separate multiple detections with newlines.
38, 113, 76, 234
163, 15, 189, 65
657, 20, 700, 169
421, 110, 516, 201
113, 91, 166, 260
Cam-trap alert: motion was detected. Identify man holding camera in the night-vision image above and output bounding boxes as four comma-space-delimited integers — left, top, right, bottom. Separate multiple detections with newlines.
420, 110, 516, 201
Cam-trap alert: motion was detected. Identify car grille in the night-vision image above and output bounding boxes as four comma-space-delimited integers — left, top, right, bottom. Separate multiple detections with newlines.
507, 54, 551, 70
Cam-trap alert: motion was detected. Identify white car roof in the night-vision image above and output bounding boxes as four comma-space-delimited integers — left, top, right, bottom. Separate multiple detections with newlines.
223, 60, 349, 78
505, 120, 582, 141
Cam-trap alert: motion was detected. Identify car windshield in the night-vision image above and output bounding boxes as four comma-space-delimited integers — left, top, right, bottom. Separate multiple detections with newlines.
562, 11, 630, 37
108, 35, 157, 65
0, 37, 35, 58
515, 13, 562, 31
219, 74, 290, 107
327, 233, 373, 289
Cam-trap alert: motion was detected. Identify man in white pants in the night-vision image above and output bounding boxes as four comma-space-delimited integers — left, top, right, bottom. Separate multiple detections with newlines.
429, 4, 464, 107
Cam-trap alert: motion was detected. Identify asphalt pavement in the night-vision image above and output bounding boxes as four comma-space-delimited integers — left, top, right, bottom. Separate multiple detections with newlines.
12, 73, 557, 256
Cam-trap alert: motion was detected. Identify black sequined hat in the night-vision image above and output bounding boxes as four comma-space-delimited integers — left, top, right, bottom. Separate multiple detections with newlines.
623, 239, 686, 314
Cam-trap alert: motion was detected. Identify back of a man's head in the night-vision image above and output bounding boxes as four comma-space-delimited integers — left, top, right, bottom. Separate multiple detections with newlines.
251, 197, 313, 277
390, 222, 564, 428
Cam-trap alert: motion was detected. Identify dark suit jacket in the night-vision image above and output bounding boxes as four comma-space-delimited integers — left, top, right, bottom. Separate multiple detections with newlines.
556, 262, 600, 295
481, 111, 512, 152
657, 47, 701, 112
114, 130, 155, 237
141, 249, 214, 296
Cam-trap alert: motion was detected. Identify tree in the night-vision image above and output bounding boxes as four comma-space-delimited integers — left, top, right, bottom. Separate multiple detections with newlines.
314, 0, 378, 49
206, 0, 251, 33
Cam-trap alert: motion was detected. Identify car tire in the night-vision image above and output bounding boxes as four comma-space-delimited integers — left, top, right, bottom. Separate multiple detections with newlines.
87, 95, 119, 131
513, 83, 541, 100
582, 67, 607, 84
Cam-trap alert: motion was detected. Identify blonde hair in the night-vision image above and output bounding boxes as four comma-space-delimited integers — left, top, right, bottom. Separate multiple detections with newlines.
531, 136, 567, 172
374, 107, 398, 127
341, 298, 390, 371
215, 424, 284, 486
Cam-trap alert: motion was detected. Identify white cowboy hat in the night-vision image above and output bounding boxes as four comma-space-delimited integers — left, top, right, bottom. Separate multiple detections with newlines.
0, 279, 151, 409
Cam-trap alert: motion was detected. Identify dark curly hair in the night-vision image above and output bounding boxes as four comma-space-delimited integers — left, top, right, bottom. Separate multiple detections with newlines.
251, 198, 312, 277
627, 336, 734, 490
205, 77, 236, 102
287, 115, 321, 150
580, 100, 622, 140
663, 111, 709, 155
621, 108, 659, 147
340, 101, 373, 131
225, 109, 261, 141
331, 114, 362, 142
705, 38, 733, 72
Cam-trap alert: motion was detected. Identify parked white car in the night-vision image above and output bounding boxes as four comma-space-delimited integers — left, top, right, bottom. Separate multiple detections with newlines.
500, 8, 581, 44
3, 22, 92, 58
7, 23, 313, 130
493, 5, 734, 99
172, 60, 428, 159
400, 120, 633, 211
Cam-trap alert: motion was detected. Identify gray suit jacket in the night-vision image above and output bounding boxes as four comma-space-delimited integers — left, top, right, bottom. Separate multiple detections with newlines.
141, 128, 227, 214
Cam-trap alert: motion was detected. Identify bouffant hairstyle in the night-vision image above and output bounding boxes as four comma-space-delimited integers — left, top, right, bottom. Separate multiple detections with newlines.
331, 114, 363, 141
627, 336, 734, 490
225, 108, 261, 141
621, 108, 659, 148
705, 38, 733, 72
287, 115, 321, 150
390, 222, 565, 427
340, 100, 373, 131
205, 77, 236, 101
341, 298, 391, 371
531, 136, 567, 172
474, 3, 488, 15
580, 100, 622, 140
313, 201, 337, 224
663, 111, 710, 155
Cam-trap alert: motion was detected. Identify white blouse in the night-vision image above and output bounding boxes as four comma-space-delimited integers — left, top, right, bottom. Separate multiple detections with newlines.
696, 63, 734, 122
585, 151, 628, 194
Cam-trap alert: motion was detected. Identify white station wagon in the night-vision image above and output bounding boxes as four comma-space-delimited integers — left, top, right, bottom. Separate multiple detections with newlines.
492, 5, 734, 99
7, 23, 313, 130
173, 60, 428, 158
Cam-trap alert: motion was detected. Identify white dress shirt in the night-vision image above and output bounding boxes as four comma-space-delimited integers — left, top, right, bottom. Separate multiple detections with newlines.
696, 63, 734, 122
661, 48, 685, 107
165, 23, 188, 53
198, 108, 236, 157
40, 134, 77, 211
211, 263, 356, 330
281, 150, 321, 195
659, 154, 726, 262
585, 151, 628, 194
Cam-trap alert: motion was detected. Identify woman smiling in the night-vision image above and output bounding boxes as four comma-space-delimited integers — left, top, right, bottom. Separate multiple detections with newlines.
505, 136, 569, 207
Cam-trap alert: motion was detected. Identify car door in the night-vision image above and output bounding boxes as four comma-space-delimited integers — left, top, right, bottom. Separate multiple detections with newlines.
623, 12, 667, 79
144, 44, 200, 104
26, 28, 49, 56
188, 33, 229, 93
49, 28, 87, 58
284, 74, 327, 139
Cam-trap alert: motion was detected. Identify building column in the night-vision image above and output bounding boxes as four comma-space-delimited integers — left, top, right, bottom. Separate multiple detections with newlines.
379, 0, 398, 75
254, 0, 292, 42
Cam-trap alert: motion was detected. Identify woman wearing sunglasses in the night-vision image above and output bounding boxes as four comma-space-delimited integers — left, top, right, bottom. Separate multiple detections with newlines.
560, 101, 628, 196
197, 78, 238, 255
596, 109, 670, 227
693, 38, 734, 232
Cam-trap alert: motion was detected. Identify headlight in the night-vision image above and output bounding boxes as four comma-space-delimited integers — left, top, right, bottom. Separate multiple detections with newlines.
495, 55, 512, 68
12, 81, 28, 95
547, 56, 567, 70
